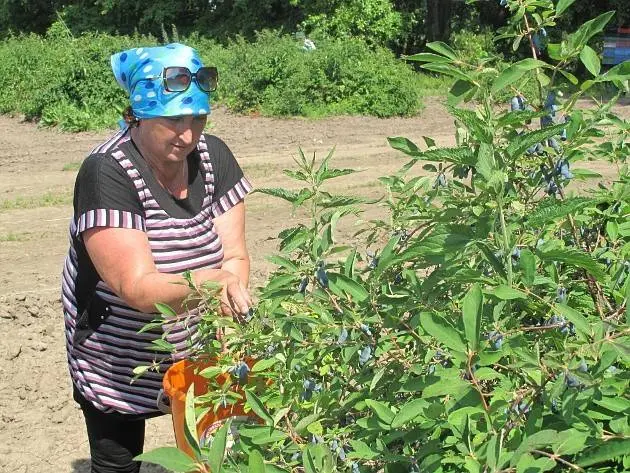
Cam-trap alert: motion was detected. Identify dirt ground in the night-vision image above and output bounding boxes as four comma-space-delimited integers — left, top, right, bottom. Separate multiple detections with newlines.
0, 99, 626, 473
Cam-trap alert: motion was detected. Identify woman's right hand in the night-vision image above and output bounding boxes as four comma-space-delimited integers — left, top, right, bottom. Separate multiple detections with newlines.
209, 269, 251, 321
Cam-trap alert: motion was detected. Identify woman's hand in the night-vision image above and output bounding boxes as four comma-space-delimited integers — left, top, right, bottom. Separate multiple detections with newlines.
212, 269, 251, 321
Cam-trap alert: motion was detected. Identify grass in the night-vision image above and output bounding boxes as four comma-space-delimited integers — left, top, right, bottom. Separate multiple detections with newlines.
0, 190, 73, 210
414, 73, 451, 98
62, 161, 82, 171
0, 231, 32, 242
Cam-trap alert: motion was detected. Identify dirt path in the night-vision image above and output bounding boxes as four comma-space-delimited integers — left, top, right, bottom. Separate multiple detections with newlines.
0, 99, 625, 472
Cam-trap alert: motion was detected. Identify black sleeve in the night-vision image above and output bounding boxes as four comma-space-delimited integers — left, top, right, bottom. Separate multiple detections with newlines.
73, 153, 145, 236
205, 135, 252, 217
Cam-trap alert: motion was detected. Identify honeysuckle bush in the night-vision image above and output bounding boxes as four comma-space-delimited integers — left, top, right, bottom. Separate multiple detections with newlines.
137, 1, 630, 472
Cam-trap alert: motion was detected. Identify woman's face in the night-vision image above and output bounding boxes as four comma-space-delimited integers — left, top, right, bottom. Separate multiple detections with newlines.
137, 115, 207, 163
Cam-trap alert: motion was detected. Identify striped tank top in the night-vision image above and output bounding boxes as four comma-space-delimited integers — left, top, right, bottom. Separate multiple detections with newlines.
62, 129, 251, 415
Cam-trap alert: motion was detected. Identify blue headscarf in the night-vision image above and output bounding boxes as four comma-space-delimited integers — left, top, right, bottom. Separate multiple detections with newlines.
111, 43, 211, 120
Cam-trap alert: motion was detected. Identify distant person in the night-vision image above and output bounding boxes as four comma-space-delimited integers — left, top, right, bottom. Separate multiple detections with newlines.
61, 43, 252, 473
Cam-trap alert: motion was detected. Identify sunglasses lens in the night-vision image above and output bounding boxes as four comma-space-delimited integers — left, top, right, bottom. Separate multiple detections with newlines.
164, 67, 191, 92
196, 67, 218, 92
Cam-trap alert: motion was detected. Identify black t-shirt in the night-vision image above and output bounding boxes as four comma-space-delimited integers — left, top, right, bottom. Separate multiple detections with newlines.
74, 134, 245, 220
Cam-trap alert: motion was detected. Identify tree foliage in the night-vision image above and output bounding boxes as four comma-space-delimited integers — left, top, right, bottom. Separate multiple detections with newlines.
1, 0, 629, 55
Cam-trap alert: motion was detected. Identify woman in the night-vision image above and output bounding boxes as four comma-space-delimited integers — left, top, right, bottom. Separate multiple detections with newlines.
61, 43, 252, 473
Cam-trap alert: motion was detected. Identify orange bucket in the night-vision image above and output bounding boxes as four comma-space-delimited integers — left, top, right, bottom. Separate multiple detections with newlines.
163, 358, 255, 457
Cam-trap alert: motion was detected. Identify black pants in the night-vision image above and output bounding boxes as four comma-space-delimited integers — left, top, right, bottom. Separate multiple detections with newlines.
74, 386, 162, 473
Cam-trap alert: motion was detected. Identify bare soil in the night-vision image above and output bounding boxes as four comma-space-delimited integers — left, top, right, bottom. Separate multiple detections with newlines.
0, 99, 626, 472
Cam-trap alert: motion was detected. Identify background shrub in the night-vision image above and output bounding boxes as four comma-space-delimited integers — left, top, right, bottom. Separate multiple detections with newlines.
0, 28, 429, 130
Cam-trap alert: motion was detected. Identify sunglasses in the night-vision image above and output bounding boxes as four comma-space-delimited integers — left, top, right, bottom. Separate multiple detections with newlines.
160, 66, 218, 93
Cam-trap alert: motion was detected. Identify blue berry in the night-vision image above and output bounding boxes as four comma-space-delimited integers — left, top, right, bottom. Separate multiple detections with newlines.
556, 286, 567, 303
359, 346, 372, 365
298, 277, 308, 294
487, 330, 504, 350
337, 327, 348, 344
511, 247, 521, 261
566, 373, 582, 388
577, 359, 588, 373
551, 398, 560, 413
352, 462, 360, 473
360, 323, 372, 337
235, 361, 249, 383
434, 173, 447, 188
366, 250, 379, 269
510, 95, 525, 112
316, 262, 329, 288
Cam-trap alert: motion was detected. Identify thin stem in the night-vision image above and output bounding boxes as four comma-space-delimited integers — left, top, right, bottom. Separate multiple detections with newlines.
531, 450, 584, 471
498, 198, 513, 287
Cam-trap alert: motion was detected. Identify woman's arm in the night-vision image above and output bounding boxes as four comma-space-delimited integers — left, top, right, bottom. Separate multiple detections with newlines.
212, 201, 250, 287
83, 226, 251, 315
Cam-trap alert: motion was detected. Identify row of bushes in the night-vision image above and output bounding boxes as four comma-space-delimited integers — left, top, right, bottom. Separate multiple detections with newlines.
0, 24, 448, 131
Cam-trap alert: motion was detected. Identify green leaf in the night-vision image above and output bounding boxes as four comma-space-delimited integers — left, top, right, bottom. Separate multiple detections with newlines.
491, 285, 528, 300
596, 60, 630, 83
248, 450, 266, 473
422, 377, 473, 398
511, 430, 558, 466
266, 255, 298, 272
593, 397, 630, 413
476, 142, 496, 181
569, 11, 615, 51
537, 247, 607, 280
365, 399, 395, 425
555, 304, 591, 336
238, 425, 288, 445
420, 63, 475, 83
527, 197, 595, 227
426, 41, 459, 61
254, 187, 300, 203
370, 367, 386, 392
420, 312, 467, 353
387, 138, 476, 166
391, 399, 428, 428
198, 366, 224, 379
552, 429, 588, 455
580, 45, 601, 76
208, 419, 232, 473
252, 358, 277, 373
303, 445, 318, 473
150, 339, 176, 353
348, 440, 380, 460
448, 107, 493, 144
405, 52, 453, 64
506, 123, 566, 158
245, 389, 273, 426
448, 80, 476, 106
476, 242, 507, 279
184, 384, 201, 458
492, 59, 548, 94
559, 69, 579, 85
327, 272, 369, 302
462, 283, 482, 352
294, 413, 321, 434
155, 302, 177, 317
520, 249, 536, 286
134, 447, 196, 472
556, 0, 576, 15
578, 439, 630, 467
